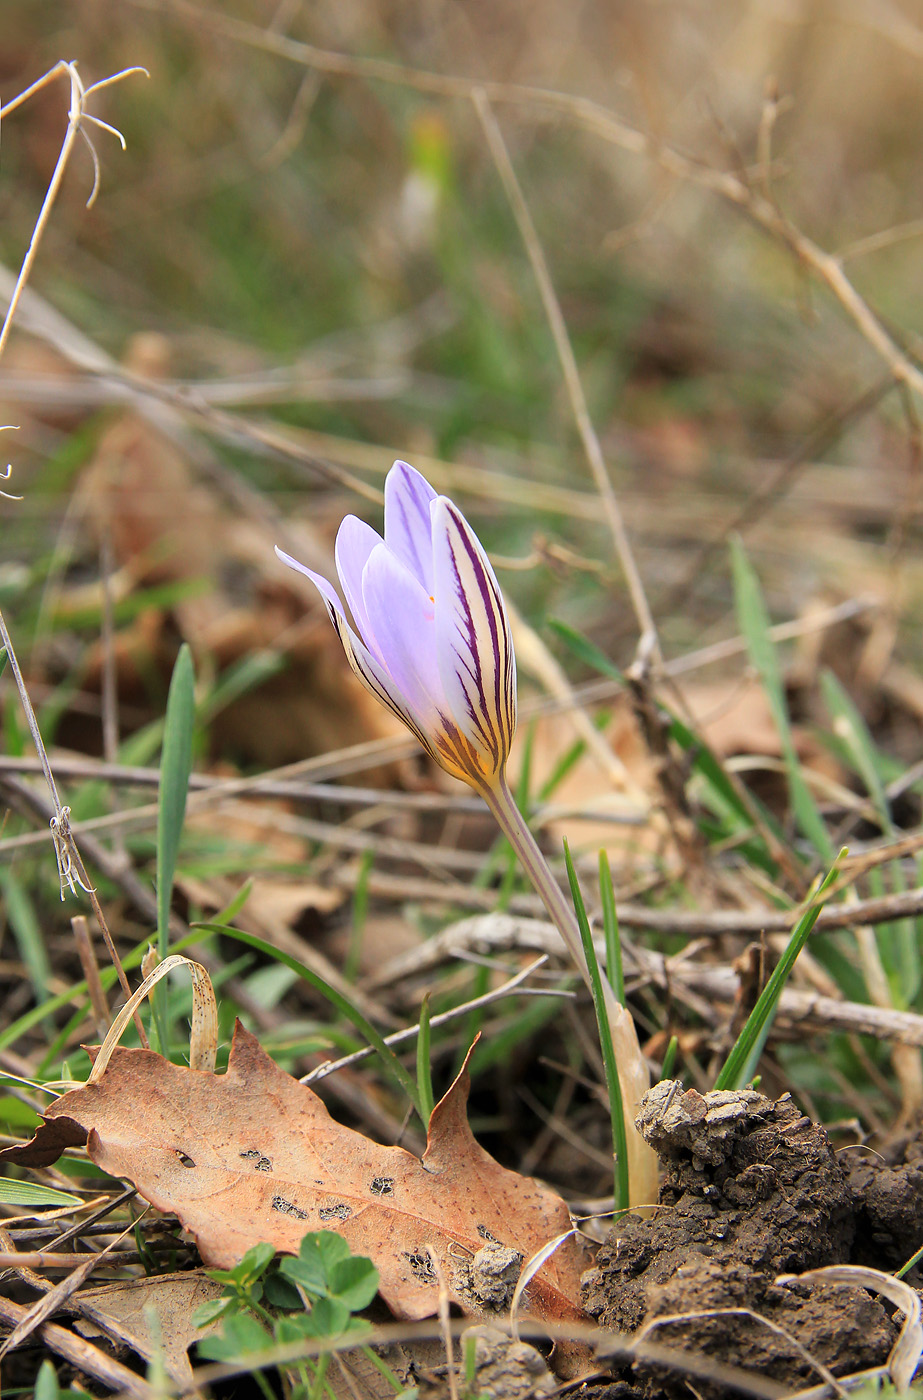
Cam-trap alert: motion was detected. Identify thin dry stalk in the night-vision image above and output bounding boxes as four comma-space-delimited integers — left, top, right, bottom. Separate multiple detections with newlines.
472, 89, 659, 669
0, 60, 150, 1046
428, 1250, 460, 1400
0, 1293, 157, 1399
635, 1307, 845, 1398
70, 915, 112, 1037
0, 1212, 147, 1362
302, 955, 560, 1084
367, 911, 923, 1048
0, 62, 147, 361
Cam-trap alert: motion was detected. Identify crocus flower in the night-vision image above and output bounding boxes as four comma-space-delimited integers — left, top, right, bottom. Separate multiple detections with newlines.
277, 459, 656, 1210
275, 460, 516, 791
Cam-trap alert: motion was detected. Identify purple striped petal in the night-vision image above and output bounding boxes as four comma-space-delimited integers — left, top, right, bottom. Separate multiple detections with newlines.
384, 460, 438, 595
277, 460, 519, 791
431, 498, 516, 782
334, 515, 384, 660
274, 545, 432, 750
361, 542, 444, 728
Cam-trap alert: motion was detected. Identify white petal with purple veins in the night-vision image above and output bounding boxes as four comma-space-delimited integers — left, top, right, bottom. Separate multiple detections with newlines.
432, 498, 516, 778
276, 461, 517, 789
384, 460, 438, 595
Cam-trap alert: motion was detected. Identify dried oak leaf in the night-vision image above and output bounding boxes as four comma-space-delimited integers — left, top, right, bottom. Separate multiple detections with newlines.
2, 1022, 591, 1375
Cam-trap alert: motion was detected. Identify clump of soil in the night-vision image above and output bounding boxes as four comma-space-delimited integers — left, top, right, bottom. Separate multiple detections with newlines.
847, 1132, 923, 1281
582, 1082, 901, 1396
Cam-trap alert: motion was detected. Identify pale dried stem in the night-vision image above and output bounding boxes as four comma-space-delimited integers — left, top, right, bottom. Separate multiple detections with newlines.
0, 1294, 157, 1399
838, 215, 923, 264
0, 62, 146, 363
473, 89, 659, 667
0, 1213, 145, 1363
0, 59, 146, 1047
369, 911, 923, 1049
302, 956, 558, 1084
428, 1251, 459, 1400
480, 773, 657, 1209
71, 915, 112, 1037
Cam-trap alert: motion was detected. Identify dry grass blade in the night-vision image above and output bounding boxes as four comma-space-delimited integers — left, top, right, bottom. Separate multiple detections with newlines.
509, 1228, 577, 1340
0, 62, 147, 361
88, 953, 218, 1079
0, 1292, 158, 1399
0, 1211, 147, 1361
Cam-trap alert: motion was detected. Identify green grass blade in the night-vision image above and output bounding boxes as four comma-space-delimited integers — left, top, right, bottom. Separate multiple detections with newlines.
562, 841, 629, 1214
820, 670, 891, 829
416, 995, 434, 1123
157, 643, 196, 956
550, 618, 773, 860
713, 854, 843, 1091
896, 1243, 923, 1280
660, 1035, 679, 1080
730, 539, 832, 860
214, 879, 254, 927
199, 650, 284, 724
0, 1178, 83, 1207
598, 851, 625, 1005
821, 669, 920, 1004
0, 869, 52, 1003
195, 924, 423, 1121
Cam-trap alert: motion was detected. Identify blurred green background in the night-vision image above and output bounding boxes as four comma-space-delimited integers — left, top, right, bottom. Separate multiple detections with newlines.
3, 0, 922, 660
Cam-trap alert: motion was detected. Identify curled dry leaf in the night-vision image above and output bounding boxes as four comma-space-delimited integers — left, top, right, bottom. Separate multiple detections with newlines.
1, 1022, 592, 1377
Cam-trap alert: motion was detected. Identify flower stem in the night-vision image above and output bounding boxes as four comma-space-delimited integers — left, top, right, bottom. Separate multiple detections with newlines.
480, 770, 659, 1211
480, 772, 589, 977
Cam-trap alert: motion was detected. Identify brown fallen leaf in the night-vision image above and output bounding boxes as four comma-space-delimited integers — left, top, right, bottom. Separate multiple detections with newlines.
73, 1272, 223, 1388
3, 1023, 592, 1376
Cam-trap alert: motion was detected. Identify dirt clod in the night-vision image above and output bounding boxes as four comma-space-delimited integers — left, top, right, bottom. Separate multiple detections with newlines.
457, 1327, 556, 1400
582, 1082, 897, 1395
848, 1133, 923, 1279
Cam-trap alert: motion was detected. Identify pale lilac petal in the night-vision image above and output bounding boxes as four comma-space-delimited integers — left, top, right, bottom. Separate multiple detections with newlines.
334, 516, 384, 660
361, 542, 445, 727
383, 460, 438, 595
432, 498, 516, 779
274, 546, 343, 615
274, 546, 432, 751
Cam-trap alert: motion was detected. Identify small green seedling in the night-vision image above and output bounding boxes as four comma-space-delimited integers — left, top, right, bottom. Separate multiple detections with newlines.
194, 1233, 391, 1400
